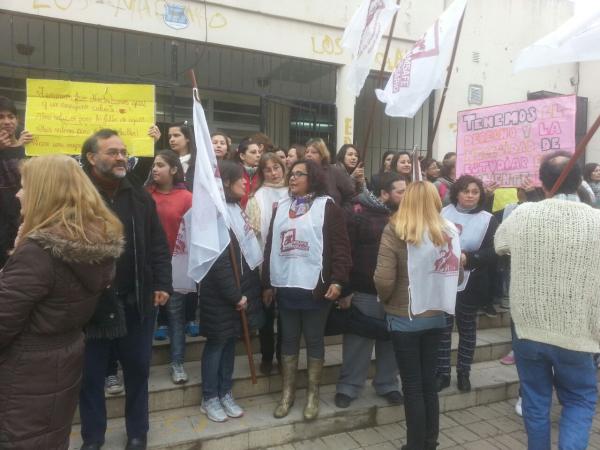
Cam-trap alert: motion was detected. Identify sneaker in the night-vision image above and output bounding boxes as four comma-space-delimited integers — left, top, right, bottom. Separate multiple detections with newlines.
482, 304, 498, 318
515, 397, 523, 417
186, 321, 200, 337
500, 351, 515, 365
220, 392, 244, 418
170, 363, 189, 385
105, 374, 124, 395
201, 397, 228, 422
154, 325, 168, 341
334, 393, 352, 408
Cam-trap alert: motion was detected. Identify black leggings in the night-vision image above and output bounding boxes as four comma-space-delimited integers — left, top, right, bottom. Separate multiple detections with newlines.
279, 304, 331, 359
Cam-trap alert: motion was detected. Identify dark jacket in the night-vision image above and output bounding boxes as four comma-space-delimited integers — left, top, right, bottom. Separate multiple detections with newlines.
263, 199, 352, 299
345, 192, 391, 294
0, 228, 122, 449
199, 232, 264, 340
459, 207, 499, 306
87, 175, 173, 338
323, 164, 356, 206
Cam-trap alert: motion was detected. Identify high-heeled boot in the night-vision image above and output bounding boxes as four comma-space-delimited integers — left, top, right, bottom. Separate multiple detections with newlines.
273, 354, 298, 418
303, 357, 324, 421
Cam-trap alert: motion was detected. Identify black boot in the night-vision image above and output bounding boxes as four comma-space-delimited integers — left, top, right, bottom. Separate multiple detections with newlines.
436, 374, 450, 392
457, 372, 471, 392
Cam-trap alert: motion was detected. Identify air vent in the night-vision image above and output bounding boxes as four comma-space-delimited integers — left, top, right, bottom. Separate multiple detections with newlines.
468, 84, 483, 105
472, 51, 480, 63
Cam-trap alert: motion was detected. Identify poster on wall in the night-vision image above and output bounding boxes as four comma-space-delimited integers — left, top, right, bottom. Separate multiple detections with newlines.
25, 79, 155, 157
456, 95, 577, 187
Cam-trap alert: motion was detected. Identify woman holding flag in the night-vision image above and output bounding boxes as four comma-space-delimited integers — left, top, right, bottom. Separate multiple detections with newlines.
374, 180, 460, 450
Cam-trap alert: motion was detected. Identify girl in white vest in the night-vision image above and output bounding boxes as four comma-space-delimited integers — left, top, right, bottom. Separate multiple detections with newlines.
437, 175, 499, 393
262, 159, 351, 421
246, 152, 289, 375
374, 181, 461, 450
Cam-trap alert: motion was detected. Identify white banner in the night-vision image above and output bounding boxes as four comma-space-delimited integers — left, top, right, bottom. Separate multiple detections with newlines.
375, 0, 466, 118
514, 1, 600, 72
342, 0, 401, 97
188, 90, 231, 282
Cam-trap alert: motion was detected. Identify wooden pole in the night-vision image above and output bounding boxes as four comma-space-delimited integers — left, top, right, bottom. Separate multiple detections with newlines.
360, 0, 402, 163
549, 113, 600, 196
228, 243, 258, 385
426, 6, 467, 159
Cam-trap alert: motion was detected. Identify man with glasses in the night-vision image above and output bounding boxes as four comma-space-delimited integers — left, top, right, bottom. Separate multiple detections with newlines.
78, 129, 172, 450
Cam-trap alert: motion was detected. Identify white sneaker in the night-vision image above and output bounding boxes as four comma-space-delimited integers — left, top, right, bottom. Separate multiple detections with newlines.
220, 392, 244, 418
170, 363, 189, 385
105, 375, 124, 395
201, 397, 228, 422
515, 397, 523, 417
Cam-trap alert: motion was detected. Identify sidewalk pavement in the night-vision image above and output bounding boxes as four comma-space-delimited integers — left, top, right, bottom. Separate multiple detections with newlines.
269, 398, 600, 450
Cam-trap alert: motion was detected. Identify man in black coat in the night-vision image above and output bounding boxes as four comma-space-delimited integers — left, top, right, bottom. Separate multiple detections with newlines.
78, 129, 172, 450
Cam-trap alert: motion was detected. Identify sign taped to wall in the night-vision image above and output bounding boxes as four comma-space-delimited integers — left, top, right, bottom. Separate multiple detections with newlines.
25, 79, 155, 156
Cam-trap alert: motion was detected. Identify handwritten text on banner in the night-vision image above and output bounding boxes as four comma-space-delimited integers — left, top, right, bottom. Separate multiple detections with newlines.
456, 95, 577, 187
25, 79, 155, 156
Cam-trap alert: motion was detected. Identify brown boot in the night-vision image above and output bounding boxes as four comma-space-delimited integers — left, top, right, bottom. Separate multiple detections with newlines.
274, 355, 298, 418
303, 357, 324, 421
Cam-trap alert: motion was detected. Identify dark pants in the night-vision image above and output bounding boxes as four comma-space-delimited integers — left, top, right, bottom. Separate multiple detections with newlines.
106, 342, 119, 377
0, 187, 20, 267
79, 305, 156, 443
391, 328, 442, 450
259, 302, 282, 364
201, 337, 236, 400
437, 297, 478, 376
185, 292, 198, 322
279, 304, 331, 359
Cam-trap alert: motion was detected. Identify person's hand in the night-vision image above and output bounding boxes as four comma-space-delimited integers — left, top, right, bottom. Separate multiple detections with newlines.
0, 130, 12, 149
520, 177, 535, 192
148, 125, 161, 142
153, 290, 170, 306
485, 181, 499, 195
236, 295, 248, 311
16, 130, 33, 147
460, 253, 467, 267
324, 283, 342, 301
337, 293, 353, 310
352, 163, 366, 185
262, 288, 274, 307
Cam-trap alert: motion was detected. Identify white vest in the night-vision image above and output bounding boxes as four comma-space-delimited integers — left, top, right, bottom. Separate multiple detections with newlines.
227, 203, 263, 270
270, 196, 329, 290
254, 186, 289, 250
406, 221, 461, 316
442, 204, 492, 292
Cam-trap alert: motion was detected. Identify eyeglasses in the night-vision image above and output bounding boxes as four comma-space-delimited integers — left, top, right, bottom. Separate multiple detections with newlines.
289, 171, 308, 179
101, 149, 128, 158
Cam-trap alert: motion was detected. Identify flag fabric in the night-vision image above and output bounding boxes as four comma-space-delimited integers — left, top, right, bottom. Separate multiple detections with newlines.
171, 210, 196, 293
187, 89, 231, 282
342, 0, 401, 97
412, 149, 423, 182
375, 0, 467, 118
513, 1, 600, 72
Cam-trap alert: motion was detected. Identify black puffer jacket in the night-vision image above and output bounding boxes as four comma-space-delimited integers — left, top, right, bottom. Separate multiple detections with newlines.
199, 232, 264, 340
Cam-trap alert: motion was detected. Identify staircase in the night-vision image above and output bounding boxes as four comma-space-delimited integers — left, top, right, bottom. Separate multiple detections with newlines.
69, 312, 518, 450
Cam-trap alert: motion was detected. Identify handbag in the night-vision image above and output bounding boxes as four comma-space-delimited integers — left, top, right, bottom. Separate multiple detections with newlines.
325, 303, 390, 340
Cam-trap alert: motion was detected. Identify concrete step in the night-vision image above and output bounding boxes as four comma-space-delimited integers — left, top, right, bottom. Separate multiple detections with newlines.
74, 328, 512, 424
150, 310, 511, 366
68, 360, 520, 450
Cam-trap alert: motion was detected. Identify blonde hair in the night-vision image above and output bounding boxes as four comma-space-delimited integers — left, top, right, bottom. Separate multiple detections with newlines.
390, 181, 447, 246
19, 154, 123, 245
306, 138, 331, 164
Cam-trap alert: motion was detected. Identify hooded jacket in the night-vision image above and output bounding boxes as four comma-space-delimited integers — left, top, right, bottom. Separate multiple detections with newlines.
0, 228, 122, 449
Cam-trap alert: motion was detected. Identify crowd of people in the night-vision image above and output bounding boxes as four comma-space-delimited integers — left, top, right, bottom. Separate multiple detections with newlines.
1, 92, 600, 450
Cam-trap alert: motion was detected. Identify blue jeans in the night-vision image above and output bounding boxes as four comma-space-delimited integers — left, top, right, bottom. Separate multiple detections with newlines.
166, 292, 186, 364
513, 337, 597, 450
201, 337, 236, 400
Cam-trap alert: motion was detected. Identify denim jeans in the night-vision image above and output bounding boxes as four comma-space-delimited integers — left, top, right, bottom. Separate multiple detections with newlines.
391, 327, 442, 450
166, 292, 187, 364
201, 337, 236, 400
513, 337, 597, 450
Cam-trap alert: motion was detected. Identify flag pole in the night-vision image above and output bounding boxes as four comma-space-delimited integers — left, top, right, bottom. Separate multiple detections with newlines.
187, 68, 257, 385
360, 0, 402, 163
549, 113, 600, 196
426, 6, 466, 159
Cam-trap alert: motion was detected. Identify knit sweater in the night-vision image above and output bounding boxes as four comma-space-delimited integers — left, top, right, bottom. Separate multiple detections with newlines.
494, 199, 600, 352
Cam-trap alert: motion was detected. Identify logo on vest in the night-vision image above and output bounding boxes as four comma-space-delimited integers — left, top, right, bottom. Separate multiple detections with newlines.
433, 233, 459, 274
280, 229, 309, 253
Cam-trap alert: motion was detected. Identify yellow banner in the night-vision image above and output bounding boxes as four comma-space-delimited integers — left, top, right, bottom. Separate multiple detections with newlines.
492, 187, 519, 213
25, 79, 155, 156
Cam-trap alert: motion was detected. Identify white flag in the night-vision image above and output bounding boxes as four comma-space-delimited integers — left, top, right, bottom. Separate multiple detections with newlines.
513, 1, 600, 72
188, 90, 231, 282
172, 210, 196, 293
375, 0, 466, 118
342, 0, 401, 97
